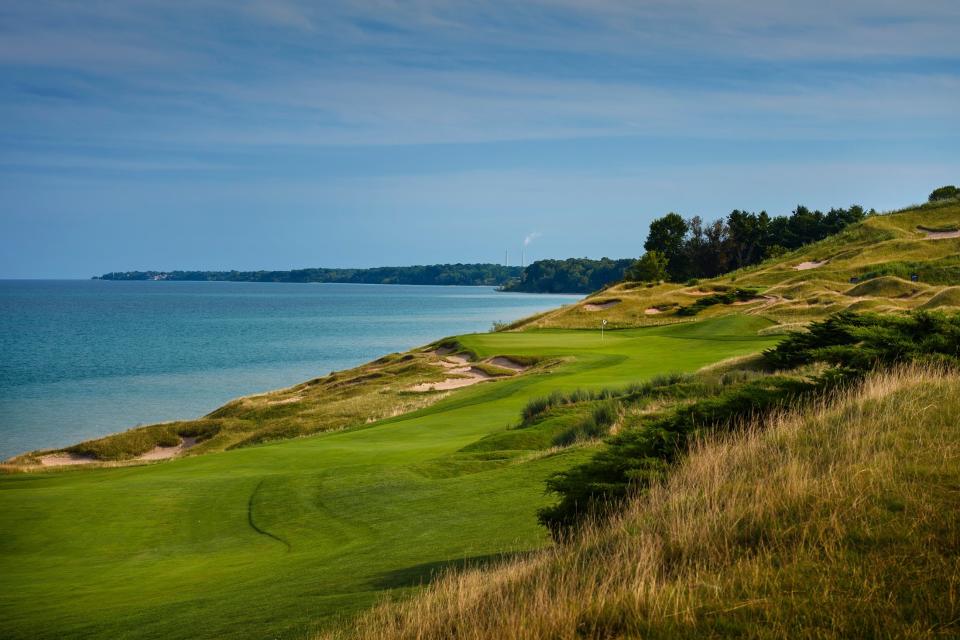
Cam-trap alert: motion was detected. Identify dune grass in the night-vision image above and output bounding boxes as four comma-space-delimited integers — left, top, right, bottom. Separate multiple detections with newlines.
0, 315, 778, 640
329, 365, 960, 639
523, 201, 960, 329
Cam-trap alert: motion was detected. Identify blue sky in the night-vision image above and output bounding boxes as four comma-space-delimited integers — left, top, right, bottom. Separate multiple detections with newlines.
1, 1, 958, 278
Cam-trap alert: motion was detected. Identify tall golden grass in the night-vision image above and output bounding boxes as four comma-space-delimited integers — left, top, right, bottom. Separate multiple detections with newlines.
325, 365, 960, 639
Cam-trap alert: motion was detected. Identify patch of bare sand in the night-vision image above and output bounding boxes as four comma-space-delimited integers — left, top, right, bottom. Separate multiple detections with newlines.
921, 229, 960, 240
487, 357, 528, 372
732, 298, 764, 306
644, 307, 662, 315
410, 367, 492, 392
37, 436, 199, 467
139, 437, 198, 461
39, 452, 96, 467
583, 299, 620, 311
793, 260, 828, 271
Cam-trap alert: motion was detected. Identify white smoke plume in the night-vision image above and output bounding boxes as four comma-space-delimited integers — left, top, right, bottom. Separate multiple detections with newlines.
524, 232, 541, 246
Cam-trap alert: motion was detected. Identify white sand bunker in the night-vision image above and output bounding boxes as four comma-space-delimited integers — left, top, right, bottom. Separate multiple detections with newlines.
39, 436, 198, 467
410, 367, 492, 392
487, 357, 528, 372
139, 437, 198, 461
921, 229, 960, 240
39, 452, 96, 467
583, 300, 620, 311
644, 307, 662, 315
794, 260, 828, 271
413, 354, 531, 392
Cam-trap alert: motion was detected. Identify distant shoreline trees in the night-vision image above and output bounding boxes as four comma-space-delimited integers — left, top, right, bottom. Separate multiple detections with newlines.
499, 258, 635, 294
95, 264, 523, 287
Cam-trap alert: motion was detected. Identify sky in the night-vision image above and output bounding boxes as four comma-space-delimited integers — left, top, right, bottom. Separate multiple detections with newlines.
1, 1, 958, 278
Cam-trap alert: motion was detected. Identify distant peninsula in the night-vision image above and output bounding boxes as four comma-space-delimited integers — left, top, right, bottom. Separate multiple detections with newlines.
94, 264, 524, 287
94, 258, 639, 293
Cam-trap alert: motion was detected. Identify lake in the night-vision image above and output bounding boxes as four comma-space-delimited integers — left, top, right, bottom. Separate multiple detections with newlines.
0, 280, 580, 458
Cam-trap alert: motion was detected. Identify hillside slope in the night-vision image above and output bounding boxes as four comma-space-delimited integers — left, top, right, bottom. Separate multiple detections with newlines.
330, 365, 960, 639
0, 317, 777, 640
523, 200, 960, 329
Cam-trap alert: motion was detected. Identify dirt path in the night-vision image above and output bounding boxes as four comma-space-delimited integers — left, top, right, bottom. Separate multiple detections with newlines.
794, 260, 828, 271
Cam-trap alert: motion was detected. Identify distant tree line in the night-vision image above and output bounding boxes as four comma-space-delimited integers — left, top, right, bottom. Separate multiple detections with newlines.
95, 264, 523, 287
500, 258, 636, 294
631, 204, 868, 282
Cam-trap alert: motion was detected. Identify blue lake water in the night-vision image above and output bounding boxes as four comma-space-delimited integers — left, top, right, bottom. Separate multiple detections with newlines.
0, 280, 580, 458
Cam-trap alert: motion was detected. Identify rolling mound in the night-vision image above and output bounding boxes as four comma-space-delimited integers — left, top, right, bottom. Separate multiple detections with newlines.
844, 276, 925, 298
516, 200, 960, 329
920, 286, 960, 310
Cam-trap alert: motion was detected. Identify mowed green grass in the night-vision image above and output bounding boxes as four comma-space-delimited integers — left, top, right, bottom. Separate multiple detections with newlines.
0, 315, 777, 640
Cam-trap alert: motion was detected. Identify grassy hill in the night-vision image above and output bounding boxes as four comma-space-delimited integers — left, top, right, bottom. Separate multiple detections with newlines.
2, 200, 958, 639
521, 200, 960, 329
330, 364, 960, 639
0, 317, 777, 639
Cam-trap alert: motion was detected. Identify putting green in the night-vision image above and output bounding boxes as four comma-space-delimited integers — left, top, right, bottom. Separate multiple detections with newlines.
0, 315, 777, 639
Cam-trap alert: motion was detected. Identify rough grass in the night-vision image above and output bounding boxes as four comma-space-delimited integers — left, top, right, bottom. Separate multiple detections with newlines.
920, 286, 960, 310
520, 201, 960, 329
328, 365, 960, 639
844, 275, 925, 298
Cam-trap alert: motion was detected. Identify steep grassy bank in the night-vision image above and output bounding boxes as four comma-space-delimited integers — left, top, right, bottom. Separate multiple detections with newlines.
330, 365, 960, 639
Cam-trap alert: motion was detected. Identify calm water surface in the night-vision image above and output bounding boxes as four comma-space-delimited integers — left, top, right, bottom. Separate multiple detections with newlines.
0, 280, 580, 458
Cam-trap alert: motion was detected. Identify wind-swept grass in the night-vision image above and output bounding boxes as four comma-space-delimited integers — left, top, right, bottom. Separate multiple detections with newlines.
327, 365, 960, 639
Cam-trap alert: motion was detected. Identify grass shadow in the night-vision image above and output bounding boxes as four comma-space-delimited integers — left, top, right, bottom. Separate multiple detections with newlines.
370, 550, 531, 589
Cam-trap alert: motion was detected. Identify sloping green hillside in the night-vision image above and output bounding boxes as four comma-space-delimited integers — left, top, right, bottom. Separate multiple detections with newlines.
0, 316, 777, 640
524, 200, 960, 329
330, 365, 960, 640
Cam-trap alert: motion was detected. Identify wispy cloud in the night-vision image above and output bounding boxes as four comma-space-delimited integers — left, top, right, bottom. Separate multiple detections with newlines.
1, 1, 958, 276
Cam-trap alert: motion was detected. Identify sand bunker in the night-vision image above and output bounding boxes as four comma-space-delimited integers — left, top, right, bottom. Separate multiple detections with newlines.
487, 357, 528, 372
793, 260, 828, 271
583, 300, 620, 311
644, 307, 662, 315
414, 354, 530, 392
139, 437, 198, 461
38, 436, 198, 467
39, 452, 96, 467
410, 367, 492, 392
921, 229, 960, 240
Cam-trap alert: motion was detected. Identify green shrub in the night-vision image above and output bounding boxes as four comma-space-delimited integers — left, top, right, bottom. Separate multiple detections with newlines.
676, 287, 761, 316
539, 375, 816, 535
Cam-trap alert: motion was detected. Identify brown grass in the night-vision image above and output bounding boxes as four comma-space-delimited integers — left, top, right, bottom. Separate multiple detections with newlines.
324, 365, 960, 639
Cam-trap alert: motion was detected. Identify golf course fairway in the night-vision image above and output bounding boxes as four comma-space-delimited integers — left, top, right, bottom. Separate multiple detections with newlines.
0, 315, 778, 639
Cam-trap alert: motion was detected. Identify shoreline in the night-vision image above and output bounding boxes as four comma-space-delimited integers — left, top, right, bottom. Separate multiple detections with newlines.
2, 291, 580, 466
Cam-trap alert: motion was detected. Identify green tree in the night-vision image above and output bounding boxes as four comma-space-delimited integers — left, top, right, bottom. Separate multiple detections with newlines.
929, 185, 959, 202
644, 213, 689, 280
626, 251, 668, 282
